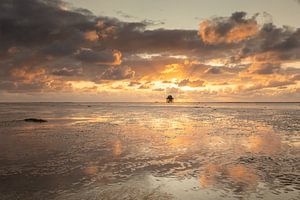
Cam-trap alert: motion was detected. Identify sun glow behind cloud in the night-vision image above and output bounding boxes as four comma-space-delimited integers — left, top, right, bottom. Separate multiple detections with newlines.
0, 1, 299, 102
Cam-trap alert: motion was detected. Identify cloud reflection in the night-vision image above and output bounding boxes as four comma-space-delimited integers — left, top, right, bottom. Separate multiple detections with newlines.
112, 140, 122, 157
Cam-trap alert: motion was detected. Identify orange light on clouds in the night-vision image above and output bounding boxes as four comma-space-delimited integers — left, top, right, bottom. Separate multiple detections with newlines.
84, 30, 98, 42
112, 50, 122, 65
199, 17, 258, 45
68, 81, 98, 90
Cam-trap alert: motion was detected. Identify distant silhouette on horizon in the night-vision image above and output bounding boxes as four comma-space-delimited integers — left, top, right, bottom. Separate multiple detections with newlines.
166, 95, 174, 103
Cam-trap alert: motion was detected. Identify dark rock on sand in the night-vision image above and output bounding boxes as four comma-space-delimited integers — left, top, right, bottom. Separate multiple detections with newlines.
24, 118, 47, 123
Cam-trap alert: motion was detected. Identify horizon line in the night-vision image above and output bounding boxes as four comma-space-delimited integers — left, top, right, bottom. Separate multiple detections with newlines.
0, 101, 299, 103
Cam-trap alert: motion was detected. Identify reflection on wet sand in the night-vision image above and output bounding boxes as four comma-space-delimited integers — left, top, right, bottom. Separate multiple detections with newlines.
0, 103, 299, 200
228, 165, 257, 185
112, 140, 122, 157
168, 136, 195, 149
199, 163, 257, 190
84, 166, 98, 176
246, 134, 282, 154
199, 164, 220, 188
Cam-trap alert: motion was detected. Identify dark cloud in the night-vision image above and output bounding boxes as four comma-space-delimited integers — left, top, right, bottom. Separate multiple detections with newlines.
256, 24, 300, 52
0, 81, 44, 93
0, 0, 92, 54
100, 66, 135, 80
75, 48, 117, 64
52, 67, 82, 77
247, 63, 281, 75
240, 24, 300, 61
0, 0, 138, 92
205, 67, 222, 74
0, 0, 299, 99
102, 27, 202, 54
199, 12, 258, 45
42, 39, 80, 57
198, 12, 300, 63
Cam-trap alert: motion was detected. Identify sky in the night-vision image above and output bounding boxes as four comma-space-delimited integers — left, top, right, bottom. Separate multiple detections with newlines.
0, 0, 299, 102
65, 0, 300, 29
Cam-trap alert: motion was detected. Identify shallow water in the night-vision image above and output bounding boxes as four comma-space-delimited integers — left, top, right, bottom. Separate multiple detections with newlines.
0, 102, 299, 200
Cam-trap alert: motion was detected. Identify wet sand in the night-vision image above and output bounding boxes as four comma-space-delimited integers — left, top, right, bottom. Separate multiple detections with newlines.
0, 102, 299, 199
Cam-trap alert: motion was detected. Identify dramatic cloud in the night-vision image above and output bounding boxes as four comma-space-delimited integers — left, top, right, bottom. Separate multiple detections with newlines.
199, 12, 258, 45
101, 66, 135, 80
84, 30, 99, 42
205, 67, 222, 74
52, 67, 83, 77
75, 49, 122, 65
246, 63, 281, 75
237, 25, 300, 65
0, 0, 299, 101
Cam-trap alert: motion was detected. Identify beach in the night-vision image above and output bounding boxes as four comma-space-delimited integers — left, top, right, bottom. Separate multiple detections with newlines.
0, 102, 299, 199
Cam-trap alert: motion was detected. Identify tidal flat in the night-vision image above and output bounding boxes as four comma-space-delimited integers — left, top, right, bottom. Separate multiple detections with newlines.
0, 102, 299, 200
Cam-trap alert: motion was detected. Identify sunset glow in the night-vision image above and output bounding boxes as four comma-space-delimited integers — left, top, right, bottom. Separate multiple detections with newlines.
0, 0, 299, 102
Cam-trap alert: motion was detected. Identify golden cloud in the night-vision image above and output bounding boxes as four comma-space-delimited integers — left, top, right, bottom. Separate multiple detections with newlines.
199, 12, 258, 45
84, 30, 98, 42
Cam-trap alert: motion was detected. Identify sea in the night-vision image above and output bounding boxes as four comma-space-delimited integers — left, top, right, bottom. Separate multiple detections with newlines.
0, 102, 299, 200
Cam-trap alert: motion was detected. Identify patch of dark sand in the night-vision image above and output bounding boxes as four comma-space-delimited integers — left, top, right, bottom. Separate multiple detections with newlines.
24, 118, 47, 123
237, 155, 300, 190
